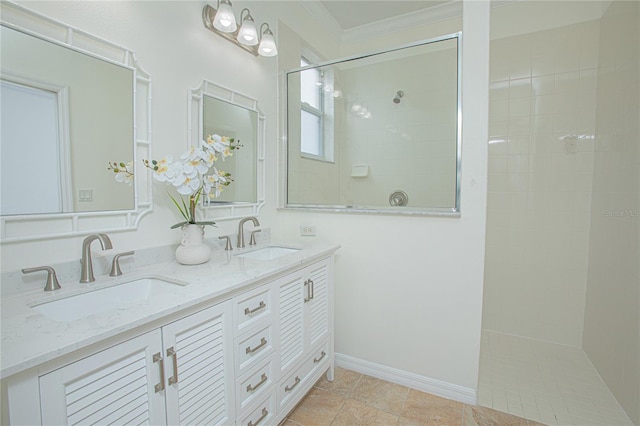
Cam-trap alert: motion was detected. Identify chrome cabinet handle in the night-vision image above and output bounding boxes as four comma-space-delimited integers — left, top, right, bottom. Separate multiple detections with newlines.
167, 347, 179, 385
285, 376, 301, 392
244, 301, 266, 315
247, 408, 268, 426
153, 352, 165, 393
304, 279, 315, 302
304, 279, 311, 303
313, 350, 327, 364
309, 279, 314, 301
246, 373, 268, 392
246, 337, 267, 354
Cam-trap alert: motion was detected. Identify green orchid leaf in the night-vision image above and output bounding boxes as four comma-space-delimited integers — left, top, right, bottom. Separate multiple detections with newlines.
198, 221, 217, 227
167, 193, 190, 222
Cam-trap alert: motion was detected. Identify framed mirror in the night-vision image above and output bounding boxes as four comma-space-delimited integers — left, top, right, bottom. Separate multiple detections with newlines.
188, 80, 265, 221
284, 33, 462, 215
0, 2, 152, 243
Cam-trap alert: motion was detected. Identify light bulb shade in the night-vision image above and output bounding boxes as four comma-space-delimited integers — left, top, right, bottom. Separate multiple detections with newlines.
237, 16, 258, 46
213, 0, 237, 33
258, 28, 277, 57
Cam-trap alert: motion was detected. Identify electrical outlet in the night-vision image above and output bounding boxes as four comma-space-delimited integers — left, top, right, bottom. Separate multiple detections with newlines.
78, 189, 93, 202
300, 225, 316, 236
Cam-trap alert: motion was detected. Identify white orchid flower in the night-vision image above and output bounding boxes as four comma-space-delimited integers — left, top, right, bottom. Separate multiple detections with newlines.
206, 134, 231, 154
175, 175, 201, 195
153, 158, 182, 183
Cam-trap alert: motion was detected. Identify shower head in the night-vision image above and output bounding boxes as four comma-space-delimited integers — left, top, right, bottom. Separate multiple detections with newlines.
393, 90, 404, 104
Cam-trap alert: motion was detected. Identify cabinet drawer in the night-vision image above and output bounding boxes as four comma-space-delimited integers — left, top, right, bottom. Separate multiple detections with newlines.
238, 394, 276, 426
236, 357, 274, 413
234, 285, 272, 333
236, 325, 273, 374
277, 359, 313, 411
277, 338, 330, 411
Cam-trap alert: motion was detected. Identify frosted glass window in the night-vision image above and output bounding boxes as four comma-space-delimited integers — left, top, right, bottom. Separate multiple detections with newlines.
301, 110, 321, 156
300, 68, 321, 109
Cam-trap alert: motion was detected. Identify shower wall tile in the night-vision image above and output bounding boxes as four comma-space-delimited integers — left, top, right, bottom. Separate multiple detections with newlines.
483, 20, 600, 347
582, 1, 640, 423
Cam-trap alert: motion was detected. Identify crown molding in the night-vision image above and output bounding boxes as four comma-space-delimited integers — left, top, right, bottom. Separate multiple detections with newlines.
298, 0, 524, 46
342, 0, 462, 43
297, 0, 344, 42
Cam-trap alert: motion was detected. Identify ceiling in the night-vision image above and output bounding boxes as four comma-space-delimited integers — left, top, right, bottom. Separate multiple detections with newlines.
318, 0, 451, 30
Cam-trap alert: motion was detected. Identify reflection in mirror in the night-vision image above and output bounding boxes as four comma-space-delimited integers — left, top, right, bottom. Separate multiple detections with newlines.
189, 80, 265, 221
0, 1, 152, 243
202, 96, 257, 204
285, 33, 461, 215
1, 25, 134, 215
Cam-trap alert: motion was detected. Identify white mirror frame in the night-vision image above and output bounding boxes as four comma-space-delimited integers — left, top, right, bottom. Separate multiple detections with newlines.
188, 80, 265, 221
0, 2, 153, 243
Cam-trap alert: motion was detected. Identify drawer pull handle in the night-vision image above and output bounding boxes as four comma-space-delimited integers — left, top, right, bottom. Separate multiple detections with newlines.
244, 301, 266, 315
247, 408, 268, 426
153, 352, 165, 393
314, 351, 327, 364
246, 337, 267, 354
167, 347, 179, 385
246, 373, 268, 392
285, 376, 301, 392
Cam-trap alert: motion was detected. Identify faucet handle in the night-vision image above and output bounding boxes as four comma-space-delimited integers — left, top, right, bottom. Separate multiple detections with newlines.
249, 229, 262, 246
218, 236, 233, 251
109, 251, 135, 277
22, 266, 61, 291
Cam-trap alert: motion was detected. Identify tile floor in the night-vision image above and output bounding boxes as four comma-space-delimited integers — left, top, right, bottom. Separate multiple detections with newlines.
478, 331, 633, 426
282, 367, 542, 425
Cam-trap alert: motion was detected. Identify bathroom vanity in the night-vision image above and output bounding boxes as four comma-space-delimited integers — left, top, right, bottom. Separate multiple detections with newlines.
1, 242, 338, 425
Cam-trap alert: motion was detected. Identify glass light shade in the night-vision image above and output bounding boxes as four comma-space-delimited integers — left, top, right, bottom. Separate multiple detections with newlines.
213, 0, 237, 33
258, 28, 277, 57
237, 17, 258, 46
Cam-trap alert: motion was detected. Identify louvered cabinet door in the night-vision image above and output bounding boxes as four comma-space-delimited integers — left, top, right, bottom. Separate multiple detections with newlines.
306, 259, 330, 349
161, 302, 234, 426
275, 270, 306, 374
39, 329, 166, 426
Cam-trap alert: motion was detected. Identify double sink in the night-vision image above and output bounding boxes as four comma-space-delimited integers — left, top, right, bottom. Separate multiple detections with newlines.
30, 245, 300, 322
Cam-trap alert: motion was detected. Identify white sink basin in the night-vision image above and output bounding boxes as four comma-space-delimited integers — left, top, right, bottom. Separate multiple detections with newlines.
31, 276, 187, 322
236, 246, 300, 261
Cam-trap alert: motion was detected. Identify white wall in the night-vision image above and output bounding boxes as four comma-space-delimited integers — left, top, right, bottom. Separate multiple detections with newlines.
276, 2, 489, 395
583, 1, 640, 423
0, 0, 489, 399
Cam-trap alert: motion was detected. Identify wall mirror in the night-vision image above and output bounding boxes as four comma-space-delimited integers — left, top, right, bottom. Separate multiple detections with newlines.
284, 33, 462, 215
0, 2, 152, 243
188, 80, 265, 221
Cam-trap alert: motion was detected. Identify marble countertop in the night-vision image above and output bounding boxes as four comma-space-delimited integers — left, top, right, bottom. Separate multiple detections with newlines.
1, 241, 339, 379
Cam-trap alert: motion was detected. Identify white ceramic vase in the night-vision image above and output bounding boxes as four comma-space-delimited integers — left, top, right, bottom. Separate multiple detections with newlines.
175, 224, 211, 265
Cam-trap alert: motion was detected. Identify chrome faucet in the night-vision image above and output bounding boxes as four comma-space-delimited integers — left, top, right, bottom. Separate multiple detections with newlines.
80, 233, 113, 283
237, 217, 260, 249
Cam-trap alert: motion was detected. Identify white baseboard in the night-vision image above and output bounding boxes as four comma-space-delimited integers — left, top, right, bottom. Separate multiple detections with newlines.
335, 353, 477, 405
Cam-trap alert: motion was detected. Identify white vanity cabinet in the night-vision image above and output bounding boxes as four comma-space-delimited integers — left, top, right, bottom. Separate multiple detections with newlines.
3, 253, 336, 426
275, 258, 333, 417
38, 329, 167, 425
37, 302, 235, 426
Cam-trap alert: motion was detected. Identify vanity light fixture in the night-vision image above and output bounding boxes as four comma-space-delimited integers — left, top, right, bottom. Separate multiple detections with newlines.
212, 0, 237, 32
257, 23, 277, 57
202, 2, 277, 57
237, 9, 258, 46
